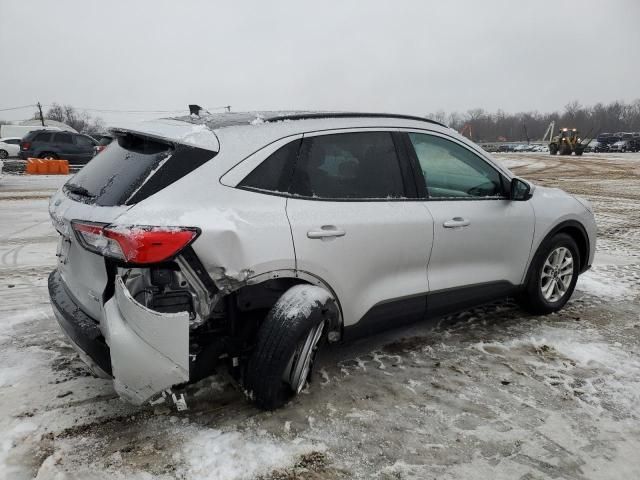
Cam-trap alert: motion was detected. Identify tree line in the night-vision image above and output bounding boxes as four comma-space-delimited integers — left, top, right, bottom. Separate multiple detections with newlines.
19, 99, 640, 142
32, 103, 105, 135
427, 99, 640, 143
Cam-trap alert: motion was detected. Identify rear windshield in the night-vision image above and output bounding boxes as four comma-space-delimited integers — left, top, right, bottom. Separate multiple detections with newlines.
65, 133, 215, 206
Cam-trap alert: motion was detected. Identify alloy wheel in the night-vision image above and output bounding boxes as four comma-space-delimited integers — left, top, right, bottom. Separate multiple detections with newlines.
540, 247, 574, 302
284, 320, 325, 393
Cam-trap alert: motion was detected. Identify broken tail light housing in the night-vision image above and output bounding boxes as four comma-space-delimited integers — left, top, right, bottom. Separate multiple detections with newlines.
71, 221, 199, 264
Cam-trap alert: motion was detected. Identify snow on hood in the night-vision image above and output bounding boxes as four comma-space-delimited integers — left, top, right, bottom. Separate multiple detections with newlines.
109, 118, 220, 152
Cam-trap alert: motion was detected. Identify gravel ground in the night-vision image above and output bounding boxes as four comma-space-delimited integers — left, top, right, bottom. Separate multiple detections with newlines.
1, 153, 639, 479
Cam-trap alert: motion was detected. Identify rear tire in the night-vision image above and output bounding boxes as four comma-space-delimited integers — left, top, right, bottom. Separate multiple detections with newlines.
0, 150, 8, 159
549, 144, 558, 155
245, 285, 337, 410
39, 152, 58, 160
518, 233, 580, 315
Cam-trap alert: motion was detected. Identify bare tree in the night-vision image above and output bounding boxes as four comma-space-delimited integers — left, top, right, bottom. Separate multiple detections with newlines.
427, 99, 640, 141
43, 103, 105, 135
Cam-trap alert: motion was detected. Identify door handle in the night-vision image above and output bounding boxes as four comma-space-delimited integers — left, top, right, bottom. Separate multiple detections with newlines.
443, 217, 470, 228
307, 226, 346, 239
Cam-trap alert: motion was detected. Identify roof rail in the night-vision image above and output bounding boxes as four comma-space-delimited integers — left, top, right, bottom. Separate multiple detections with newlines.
265, 112, 446, 128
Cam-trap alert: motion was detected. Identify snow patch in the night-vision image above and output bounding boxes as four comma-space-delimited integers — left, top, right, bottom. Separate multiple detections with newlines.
475, 326, 640, 415
0, 306, 51, 339
272, 284, 332, 320
178, 428, 316, 480
577, 270, 634, 299
0, 346, 48, 387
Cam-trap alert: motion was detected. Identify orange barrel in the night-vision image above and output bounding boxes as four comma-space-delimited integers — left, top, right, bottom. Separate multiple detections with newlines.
26, 158, 38, 174
48, 160, 60, 174
36, 159, 48, 174
60, 160, 70, 174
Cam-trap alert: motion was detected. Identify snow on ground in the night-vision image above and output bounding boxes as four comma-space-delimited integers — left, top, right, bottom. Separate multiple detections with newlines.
1, 156, 640, 479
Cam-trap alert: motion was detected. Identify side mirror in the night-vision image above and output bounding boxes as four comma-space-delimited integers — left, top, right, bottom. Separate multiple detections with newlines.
510, 177, 532, 201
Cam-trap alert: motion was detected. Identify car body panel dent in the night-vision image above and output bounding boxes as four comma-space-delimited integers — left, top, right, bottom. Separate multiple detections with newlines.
118, 184, 296, 284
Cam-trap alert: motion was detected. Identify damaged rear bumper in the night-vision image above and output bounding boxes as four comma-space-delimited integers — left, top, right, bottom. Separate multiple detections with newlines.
48, 268, 190, 405
49, 269, 112, 378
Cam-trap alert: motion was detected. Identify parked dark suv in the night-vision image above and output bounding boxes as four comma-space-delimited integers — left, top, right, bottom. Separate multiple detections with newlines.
19, 130, 98, 164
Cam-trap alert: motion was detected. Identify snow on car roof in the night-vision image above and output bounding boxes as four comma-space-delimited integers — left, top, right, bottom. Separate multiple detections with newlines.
171, 110, 445, 130
109, 111, 446, 152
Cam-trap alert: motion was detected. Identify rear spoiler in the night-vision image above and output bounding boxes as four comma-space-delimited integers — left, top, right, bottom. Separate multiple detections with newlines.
109, 118, 220, 152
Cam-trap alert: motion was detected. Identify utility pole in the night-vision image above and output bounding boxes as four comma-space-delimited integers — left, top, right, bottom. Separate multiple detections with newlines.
37, 102, 45, 126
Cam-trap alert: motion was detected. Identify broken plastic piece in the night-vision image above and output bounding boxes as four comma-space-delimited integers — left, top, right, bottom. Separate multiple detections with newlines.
149, 390, 169, 406
172, 392, 188, 411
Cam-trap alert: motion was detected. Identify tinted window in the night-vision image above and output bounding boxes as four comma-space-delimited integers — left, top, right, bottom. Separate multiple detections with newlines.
6, 139, 20, 144
239, 139, 301, 193
289, 132, 405, 199
75, 135, 95, 147
66, 133, 215, 206
34, 132, 53, 142
55, 133, 73, 144
408, 133, 504, 198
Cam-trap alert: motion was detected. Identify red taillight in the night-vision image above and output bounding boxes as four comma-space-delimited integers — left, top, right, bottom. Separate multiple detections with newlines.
71, 222, 199, 264
96, 145, 106, 153
21, 141, 31, 150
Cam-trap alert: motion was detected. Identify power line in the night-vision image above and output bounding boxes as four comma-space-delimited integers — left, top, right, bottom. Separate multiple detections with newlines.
44, 106, 187, 114
1, 103, 231, 116
0, 104, 36, 112
40, 105, 231, 114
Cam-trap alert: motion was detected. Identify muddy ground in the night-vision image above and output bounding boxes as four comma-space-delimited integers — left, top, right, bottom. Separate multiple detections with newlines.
1, 152, 639, 479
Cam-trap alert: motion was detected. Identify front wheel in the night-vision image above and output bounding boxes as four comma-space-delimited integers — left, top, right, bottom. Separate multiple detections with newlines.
518, 233, 580, 315
245, 285, 337, 410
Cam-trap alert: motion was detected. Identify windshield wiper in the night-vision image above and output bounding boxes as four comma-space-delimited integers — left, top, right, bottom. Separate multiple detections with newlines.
65, 183, 95, 198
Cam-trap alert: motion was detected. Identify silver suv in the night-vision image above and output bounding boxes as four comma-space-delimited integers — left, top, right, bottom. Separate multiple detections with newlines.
48, 112, 596, 410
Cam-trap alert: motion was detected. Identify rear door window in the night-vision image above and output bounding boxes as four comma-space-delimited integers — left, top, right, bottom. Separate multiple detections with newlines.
289, 132, 406, 199
65, 133, 216, 206
75, 135, 95, 147
55, 133, 73, 144
34, 132, 53, 142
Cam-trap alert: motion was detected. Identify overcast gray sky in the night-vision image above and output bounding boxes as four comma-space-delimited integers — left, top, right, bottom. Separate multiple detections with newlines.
1, 0, 639, 125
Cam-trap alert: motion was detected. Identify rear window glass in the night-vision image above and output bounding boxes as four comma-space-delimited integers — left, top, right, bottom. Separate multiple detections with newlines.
289, 132, 405, 199
65, 133, 216, 206
239, 139, 301, 193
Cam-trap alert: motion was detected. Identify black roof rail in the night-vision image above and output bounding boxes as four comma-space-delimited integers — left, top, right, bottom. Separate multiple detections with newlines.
265, 112, 447, 128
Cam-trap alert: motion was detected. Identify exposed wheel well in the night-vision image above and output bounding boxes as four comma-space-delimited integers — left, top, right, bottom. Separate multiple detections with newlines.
233, 276, 341, 335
